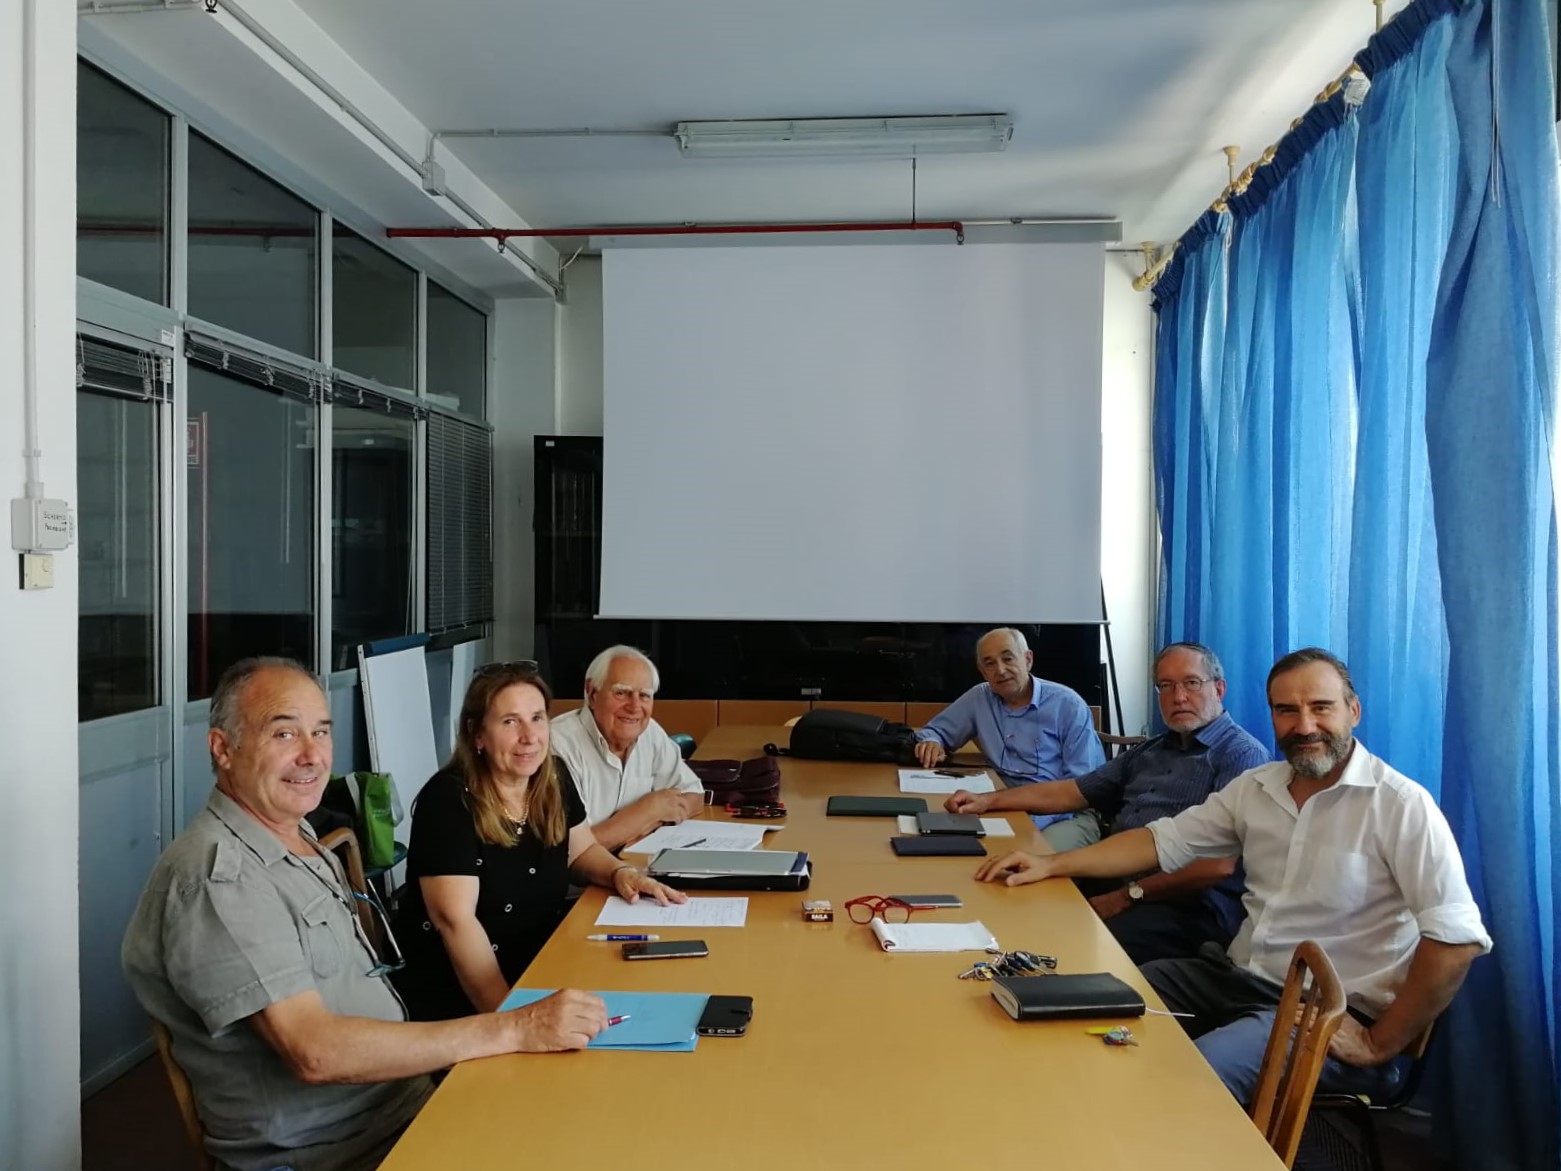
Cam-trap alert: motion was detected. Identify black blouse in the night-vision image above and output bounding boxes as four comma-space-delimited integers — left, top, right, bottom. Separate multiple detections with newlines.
390, 764, 587, 1021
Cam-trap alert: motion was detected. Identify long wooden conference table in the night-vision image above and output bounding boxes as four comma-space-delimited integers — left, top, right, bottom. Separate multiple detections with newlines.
380, 726, 1284, 1171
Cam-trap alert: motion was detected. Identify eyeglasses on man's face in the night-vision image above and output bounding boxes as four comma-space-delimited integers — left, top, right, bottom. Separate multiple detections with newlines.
845, 895, 917, 925
605, 684, 655, 705
1153, 676, 1214, 695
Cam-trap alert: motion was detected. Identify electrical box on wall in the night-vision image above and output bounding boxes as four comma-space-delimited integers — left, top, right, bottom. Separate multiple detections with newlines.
10, 496, 73, 553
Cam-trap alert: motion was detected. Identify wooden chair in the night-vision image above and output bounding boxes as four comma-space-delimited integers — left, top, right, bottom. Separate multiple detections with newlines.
1098, 731, 1149, 758
149, 1019, 215, 1171
318, 826, 386, 955
1312, 1023, 1436, 1171
1250, 941, 1348, 1167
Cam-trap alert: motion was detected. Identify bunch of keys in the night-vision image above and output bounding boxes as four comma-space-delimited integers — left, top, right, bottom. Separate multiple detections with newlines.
1086, 1025, 1138, 1047
958, 950, 1058, 980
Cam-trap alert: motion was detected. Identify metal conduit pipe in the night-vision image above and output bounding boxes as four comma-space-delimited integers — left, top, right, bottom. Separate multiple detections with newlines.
215, 0, 564, 296
388, 220, 967, 242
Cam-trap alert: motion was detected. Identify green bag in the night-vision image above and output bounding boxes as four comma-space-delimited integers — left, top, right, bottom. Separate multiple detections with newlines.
348, 771, 403, 869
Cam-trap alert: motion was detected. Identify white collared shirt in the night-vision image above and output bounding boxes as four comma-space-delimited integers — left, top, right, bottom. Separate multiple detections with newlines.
1148, 741, 1492, 1018
549, 707, 705, 825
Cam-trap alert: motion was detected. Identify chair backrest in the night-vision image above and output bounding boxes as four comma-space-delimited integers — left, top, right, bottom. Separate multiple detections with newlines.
1098, 732, 1148, 759
318, 826, 385, 954
149, 1019, 215, 1171
1249, 940, 1349, 1167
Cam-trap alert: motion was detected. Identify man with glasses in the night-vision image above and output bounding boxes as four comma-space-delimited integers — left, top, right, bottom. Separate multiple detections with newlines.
550, 645, 707, 851
947, 643, 1269, 963
913, 627, 1106, 834
123, 658, 608, 1171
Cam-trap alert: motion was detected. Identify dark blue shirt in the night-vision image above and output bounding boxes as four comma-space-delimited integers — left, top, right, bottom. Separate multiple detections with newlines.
1075, 710, 1270, 935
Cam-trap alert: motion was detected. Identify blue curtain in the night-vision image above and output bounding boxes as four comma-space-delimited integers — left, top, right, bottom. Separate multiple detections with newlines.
1151, 2, 1560, 1167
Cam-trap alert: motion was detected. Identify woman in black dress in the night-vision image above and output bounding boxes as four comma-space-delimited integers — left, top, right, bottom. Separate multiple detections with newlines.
392, 662, 685, 1020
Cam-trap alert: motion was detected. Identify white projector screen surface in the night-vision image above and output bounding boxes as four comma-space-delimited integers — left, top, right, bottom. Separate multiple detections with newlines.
600, 243, 1103, 623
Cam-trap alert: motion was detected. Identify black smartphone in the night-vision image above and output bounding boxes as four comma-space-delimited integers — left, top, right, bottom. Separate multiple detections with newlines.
884, 893, 964, 909
697, 995, 754, 1036
621, 939, 709, 960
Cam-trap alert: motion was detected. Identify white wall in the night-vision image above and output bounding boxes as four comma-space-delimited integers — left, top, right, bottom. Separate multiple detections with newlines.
490, 298, 559, 658
0, 1, 81, 1167
1099, 256, 1156, 735
556, 256, 603, 435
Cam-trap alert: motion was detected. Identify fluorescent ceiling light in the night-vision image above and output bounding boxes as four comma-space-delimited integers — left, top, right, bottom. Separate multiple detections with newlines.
674, 115, 1013, 159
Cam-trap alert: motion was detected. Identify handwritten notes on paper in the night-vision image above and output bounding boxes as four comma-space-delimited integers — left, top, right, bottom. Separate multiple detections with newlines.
624, 822, 772, 855
594, 896, 750, 929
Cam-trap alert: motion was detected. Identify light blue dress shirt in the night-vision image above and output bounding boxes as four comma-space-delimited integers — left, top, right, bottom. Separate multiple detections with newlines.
914, 677, 1105, 828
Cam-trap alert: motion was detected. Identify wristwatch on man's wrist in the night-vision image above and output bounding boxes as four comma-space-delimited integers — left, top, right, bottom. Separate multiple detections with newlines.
1126, 881, 1145, 903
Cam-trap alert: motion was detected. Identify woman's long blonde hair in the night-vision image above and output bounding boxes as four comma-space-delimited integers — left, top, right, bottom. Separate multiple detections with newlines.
449, 664, 568, 848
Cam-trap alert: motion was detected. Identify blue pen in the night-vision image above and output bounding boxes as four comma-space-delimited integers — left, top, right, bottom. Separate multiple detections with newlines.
586, 933, 661, 942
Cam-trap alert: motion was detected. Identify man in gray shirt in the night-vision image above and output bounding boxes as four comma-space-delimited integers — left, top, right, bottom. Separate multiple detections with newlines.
123, 657, 607, 1171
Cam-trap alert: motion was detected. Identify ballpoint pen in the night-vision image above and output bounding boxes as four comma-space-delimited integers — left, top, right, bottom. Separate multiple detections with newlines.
606, 1014, 631, 1027
586, 934, 661, 941
682, 837, 708, 849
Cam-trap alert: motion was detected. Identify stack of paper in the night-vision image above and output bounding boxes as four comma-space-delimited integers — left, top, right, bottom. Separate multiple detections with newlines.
499, 989, 708, 1052
594, 895, 750, 928
869, 919, 999, 953
624, 822, 774, 854
896, 815, 1014, 837
898, 769, 997, 795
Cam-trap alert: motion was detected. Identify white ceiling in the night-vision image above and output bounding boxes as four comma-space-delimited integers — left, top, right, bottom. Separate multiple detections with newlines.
295, 0, 1404, 245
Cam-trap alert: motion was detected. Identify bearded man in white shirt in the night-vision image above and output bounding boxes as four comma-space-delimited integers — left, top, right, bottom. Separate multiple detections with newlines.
974, 647, 1491, 1103
550, 646, 707, 851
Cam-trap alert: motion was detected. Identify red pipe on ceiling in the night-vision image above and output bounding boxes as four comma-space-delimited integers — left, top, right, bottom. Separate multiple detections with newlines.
385, 220, 965, 241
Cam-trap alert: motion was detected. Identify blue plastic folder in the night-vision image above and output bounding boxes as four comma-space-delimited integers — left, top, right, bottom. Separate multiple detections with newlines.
498, 989, 708, 1052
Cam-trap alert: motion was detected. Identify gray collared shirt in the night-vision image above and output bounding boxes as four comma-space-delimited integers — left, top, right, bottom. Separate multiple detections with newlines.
122, 788, 431, 1171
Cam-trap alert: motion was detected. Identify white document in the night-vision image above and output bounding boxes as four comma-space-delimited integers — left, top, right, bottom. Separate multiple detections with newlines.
623, 823, 770, 855
895, 815, 1014, 838
898, 769, 997, 795
869, 920, 999, 953
594, 896, 749, 928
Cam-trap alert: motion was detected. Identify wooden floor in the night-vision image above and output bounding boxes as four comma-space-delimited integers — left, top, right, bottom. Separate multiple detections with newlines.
83, 1053, 1451, 1171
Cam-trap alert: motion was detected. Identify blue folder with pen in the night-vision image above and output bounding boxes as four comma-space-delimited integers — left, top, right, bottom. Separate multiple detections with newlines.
498, 989, 708, 1052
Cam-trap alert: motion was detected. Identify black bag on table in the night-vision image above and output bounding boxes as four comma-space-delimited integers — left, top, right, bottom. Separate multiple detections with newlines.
765, 708, 916, 764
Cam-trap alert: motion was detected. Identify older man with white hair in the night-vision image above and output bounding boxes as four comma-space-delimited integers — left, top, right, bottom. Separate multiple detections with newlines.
550, 645, 707, 851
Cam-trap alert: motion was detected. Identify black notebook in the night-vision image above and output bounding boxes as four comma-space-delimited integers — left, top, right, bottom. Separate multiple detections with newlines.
827, 796, 928, 817
914, 811, 985, 836
890, 835, 987, 857
989, 973, 1146, 1021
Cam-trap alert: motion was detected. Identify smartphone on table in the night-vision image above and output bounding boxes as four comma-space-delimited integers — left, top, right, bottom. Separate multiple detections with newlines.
697, 995, 754, 1036
884, 894, 964, 909
621, 939, 709, 960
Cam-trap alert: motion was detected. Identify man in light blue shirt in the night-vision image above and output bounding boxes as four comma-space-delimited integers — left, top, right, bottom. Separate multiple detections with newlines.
913, 627, 1104, 832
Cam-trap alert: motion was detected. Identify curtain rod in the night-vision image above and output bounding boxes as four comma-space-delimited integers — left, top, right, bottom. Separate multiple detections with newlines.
1132, 3, 1395, 299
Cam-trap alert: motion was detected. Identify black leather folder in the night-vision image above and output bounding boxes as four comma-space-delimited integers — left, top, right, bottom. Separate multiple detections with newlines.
914, 811, 985, 836
989, 973, 1146, 1021
827, 796, 928, 817
890, 835, 986, 857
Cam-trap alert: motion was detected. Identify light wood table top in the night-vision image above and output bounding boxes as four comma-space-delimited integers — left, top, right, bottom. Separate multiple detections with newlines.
381, 726, 1283, 1171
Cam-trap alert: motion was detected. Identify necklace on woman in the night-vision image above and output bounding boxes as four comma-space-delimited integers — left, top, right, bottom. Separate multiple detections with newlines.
503, 788, 530, 829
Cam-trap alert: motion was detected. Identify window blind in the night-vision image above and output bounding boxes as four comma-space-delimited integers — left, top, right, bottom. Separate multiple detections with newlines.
77, 333, 169, 402
184, 328, 325, 402
426, 411, 493, 632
